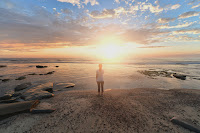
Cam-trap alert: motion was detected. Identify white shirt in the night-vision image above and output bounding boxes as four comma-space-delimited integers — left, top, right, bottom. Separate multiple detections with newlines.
96, 69, 104, 82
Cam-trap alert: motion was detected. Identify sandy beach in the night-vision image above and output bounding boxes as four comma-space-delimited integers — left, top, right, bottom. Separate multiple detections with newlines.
0, 88, 199, 133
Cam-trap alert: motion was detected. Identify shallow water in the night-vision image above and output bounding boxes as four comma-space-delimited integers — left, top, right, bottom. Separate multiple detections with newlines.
0, 58, 200, 95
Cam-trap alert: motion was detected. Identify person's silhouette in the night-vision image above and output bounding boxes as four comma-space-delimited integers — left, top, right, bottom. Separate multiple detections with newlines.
96, 64, 104, 94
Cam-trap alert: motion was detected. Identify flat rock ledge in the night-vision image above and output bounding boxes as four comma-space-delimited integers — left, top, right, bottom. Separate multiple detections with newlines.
21, 82, 54, 101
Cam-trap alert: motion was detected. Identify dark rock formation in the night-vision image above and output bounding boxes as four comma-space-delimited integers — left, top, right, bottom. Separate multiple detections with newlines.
54, 83, 75, 91
0, 100, 39, 116
0, 65, 7, 68
173, 73, 186, 80
36, 65, 48, 68
28, 73, 37, 75
15, 76, 26, 80
0, 94, 12, 100
45, 71, 55, 75
30, 102, 55, 113
171, 117, 200, 133
21, 82, 54, 101
30, 109, 55, 113
15, 82, 32, 91
2, 79, 10, 82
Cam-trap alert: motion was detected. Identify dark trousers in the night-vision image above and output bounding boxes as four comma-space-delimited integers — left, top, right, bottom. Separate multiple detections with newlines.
97, 81, 104, 93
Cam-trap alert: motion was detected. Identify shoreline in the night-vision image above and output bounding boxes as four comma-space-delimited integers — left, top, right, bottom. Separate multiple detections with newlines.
0, 88, 200, 133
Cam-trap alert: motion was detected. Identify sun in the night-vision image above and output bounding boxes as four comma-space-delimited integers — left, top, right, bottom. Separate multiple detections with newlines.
97, 43, 124, 61
104, 44, 121, 59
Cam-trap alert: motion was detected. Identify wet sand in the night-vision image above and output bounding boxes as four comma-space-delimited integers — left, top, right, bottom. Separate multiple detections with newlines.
0, 88, 200, 133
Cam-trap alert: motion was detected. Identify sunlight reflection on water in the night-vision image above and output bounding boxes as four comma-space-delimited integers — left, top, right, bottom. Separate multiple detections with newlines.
0, 58, 200, 95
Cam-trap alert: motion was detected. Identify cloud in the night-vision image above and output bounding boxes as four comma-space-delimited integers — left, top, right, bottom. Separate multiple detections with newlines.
158, 22, 195, 29
122, 28, 169, 44
168, 35, 200, 42
89, 9, 115, 19
138, 3, 180, 14
179, 11, 200, 19
192, 3, 200, 8
140, 2, 163, 13
88, 6, 139, 19
115, 0, 120, 4
83, 0, 99, 6
170, 4, 181, 10
173, 28, 200, 34
158, 17, 176, 23
57, 0, 99, 7
0, 6, 95, 50
61, 8, 72, 14
138, 46, 169, 48
57, 0, 80, 6
188, 0, 200, 5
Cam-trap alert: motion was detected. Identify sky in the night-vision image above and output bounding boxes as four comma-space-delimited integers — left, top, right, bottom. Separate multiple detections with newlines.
0, 0, 200, 59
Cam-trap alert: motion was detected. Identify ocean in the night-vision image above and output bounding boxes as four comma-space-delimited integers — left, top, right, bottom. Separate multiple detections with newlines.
0, 58, 200, 95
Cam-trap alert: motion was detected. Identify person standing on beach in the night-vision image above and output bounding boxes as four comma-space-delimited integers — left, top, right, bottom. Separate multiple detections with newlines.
96, 64, 104, 93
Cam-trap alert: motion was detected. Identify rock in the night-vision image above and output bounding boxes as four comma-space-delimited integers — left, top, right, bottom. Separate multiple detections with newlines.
28, 73, 37, 75
36, 65, 48, 68
46, 71, 55, 75
15, 82, 32, 91
54, 83, 75, 91
21, 92, 54, 101
137, 70, 172, 78
0, 65, 7, 68
0, 100, 39, 116
171, 117, 200, 133
2, 79, 10, 82
12, 92, 22, 97
30, 102, 55, 113
15, 98, 25, 102
193, 78, 200, 80
5, 90, 14, 96
0, 94, 12, 100
0, 99, 17, 103
31, 109, 55, 113
15, 76, 26, 80
55, 66, 59, 67
21, 82, 54, 101
173, 73, 186, 80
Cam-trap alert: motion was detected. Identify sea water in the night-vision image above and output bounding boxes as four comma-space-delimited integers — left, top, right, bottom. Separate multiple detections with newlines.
0, 58, 200, 95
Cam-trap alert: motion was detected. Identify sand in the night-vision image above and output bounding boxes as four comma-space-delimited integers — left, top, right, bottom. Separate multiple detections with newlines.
0, 88, 200, 133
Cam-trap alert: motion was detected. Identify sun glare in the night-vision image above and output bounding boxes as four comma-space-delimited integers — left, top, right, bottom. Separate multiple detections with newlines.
97, 43, 125, 61
104, 44, 121, 59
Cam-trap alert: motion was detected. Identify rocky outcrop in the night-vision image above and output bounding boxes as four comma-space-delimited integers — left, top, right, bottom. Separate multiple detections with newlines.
30, 102, 55, 114
36, 65, 48, 68
2, 79, 10, 82
28, 73, 37, 75
0, 100, 39, 116
173, 73, 186, 80
0, 65, 7, 68
137, 70, 172, 78
21, 82, 54, 101
39, 71, 55, 75
46, 71, 55, 75
54, 83, 75, 91
0, 94, 12, 100
15, 82, 32, 91
15, 76, 26, 80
